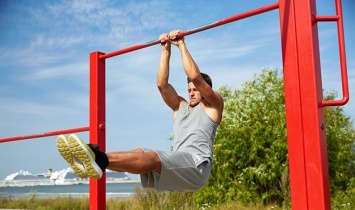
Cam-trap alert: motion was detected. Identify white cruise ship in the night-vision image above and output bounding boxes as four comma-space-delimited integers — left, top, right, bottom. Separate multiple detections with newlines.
0, 168, 139, 187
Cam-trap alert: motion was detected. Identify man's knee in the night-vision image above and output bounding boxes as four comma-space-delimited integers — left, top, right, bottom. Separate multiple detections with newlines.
133, 148, 144, 153
146, 151, 162, 172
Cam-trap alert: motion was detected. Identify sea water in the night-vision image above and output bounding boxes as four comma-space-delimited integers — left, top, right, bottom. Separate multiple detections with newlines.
0, 182, 141, 199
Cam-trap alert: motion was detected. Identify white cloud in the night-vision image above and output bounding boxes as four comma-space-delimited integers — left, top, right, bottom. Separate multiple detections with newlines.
0, 97, 82, 118
29, 34, 84, 49
24, 62, 88, 80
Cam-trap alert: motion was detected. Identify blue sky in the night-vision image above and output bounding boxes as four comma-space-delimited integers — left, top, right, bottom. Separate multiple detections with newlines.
0, 0, 354, 180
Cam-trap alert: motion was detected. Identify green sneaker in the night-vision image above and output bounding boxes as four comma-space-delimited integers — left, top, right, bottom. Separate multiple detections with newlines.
68, 134, 108, 179
56, 135, 87, 178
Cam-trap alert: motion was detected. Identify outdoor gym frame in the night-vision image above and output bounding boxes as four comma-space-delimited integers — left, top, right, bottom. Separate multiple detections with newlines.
0, 0, 349, 209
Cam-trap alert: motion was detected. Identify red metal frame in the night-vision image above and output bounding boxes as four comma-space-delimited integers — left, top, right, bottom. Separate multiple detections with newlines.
317, 0, 349, 107
279, 0, 347, 209
279, 0, 331, 209
89, 51, 106, 209
0, 1, 349, 209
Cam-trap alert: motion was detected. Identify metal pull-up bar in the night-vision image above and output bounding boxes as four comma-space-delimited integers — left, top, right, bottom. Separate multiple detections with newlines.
100, 2, 279, 60
0, 127, 89, 143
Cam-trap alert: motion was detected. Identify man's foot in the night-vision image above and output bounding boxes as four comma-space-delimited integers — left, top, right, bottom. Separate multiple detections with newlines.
56, 135, 87, 178
67, 134, 109, 179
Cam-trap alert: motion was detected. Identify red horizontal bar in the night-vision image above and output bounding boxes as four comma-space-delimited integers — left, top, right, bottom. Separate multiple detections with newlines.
322, 96, 349, 107
316, 15, 339, 21
100, 2, 279, 59
0, 126, 90, 144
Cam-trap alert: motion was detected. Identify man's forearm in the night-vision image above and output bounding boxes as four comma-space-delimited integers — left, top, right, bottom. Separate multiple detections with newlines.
178, 43, 200, 81
157, 50, 171, 87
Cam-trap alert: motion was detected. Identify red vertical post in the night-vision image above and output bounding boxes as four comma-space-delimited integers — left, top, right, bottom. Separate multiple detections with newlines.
279, 0, 331, 209
89, 51, 106, 210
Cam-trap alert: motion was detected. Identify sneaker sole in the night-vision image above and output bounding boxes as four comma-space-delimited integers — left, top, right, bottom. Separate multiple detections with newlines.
68, 134, 102, 179
56, 135, 87, 178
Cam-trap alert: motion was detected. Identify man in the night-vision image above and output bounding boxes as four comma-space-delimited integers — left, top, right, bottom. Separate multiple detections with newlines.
56, 30, 224, 191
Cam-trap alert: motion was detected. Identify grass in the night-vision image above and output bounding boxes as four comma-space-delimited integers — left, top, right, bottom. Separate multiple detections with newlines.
0, 187, 285, 210
0, 196, 285, 210
1, 186, 353, 210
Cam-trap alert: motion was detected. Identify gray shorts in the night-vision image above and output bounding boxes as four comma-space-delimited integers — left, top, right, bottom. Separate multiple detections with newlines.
140, 149, 211, 192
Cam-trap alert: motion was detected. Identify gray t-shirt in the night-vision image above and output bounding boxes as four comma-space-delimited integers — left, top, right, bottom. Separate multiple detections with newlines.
173, 102, 218, 164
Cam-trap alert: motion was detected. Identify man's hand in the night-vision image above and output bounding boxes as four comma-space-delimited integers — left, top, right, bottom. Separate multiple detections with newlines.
159, 33, 171, 51
168, 30, 184, 47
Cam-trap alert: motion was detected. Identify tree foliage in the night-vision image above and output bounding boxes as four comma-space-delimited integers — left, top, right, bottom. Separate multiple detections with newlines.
194, 68, 355, 207
324, 92, 355, 192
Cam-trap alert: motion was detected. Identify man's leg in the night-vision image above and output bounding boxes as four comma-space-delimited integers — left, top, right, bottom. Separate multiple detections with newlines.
107, 149, 162, 174
57, 134, 162, 178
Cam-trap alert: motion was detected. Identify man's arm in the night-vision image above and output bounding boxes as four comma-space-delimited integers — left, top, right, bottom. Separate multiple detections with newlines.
157, 33, 184, 112
169, 30, 223, 112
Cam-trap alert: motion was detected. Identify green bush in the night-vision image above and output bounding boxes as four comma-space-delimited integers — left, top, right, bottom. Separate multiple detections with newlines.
195, 68, 355, 208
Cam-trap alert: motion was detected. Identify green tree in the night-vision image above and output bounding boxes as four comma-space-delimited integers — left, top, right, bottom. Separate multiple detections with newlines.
194, 68, 355, 207
324, 92, 355, 192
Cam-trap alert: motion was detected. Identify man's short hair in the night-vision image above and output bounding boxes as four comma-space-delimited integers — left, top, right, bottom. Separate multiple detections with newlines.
187, 72, 212, 88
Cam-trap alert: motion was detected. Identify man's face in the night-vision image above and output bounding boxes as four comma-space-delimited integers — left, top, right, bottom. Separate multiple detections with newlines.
188, 82, 202, 107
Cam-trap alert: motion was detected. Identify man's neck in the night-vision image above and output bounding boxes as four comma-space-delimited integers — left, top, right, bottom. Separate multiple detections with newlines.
189, 102, 200, 110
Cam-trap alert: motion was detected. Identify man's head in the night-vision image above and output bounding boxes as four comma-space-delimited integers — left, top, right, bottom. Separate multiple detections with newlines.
187, 72, 212, 88
187, 73, 212, 107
